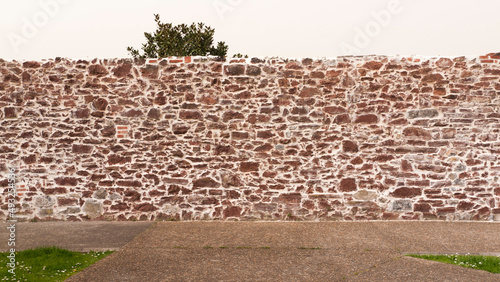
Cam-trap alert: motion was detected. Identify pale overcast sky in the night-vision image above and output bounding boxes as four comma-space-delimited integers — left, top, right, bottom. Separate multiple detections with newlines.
1, 0, 499, 60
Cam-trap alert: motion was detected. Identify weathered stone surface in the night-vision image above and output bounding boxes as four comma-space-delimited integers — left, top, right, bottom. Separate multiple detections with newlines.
422, 73, 444, 83
94, 188, 107, 199
147, 108, 161, 119
113, 62, 132, 77
72, 144, 93, 154
403, 127, 431, 140
101, 126, 116, 137
116, 180, 142, 187
93, 98, 108, 111
179, 110, 202, 120
355, 114, 378, 123
246, 66, 261, 76
391, 187, 421, 198
134, 203, 157, 212
108, 154, 131, 165
339, 178, 357, 192
1, 56, 496, 221
391, 199, 412, 211
254, 203, 278, 212
223, 110, 244, 121
75, 108, 90, 118
363, 61, 384, 70
193, 177, 220, 188
407, 109, 439, 119
23, 61, 41, 68
334, 114, 351, 124
224, 65, 245, 76
35, 196, 55, 207
220, 172, 241, 188
278, 193, 301, 204
223, 206, 242, 217
82, 200, 102, 218
122, 109, 143, 117
342, 140, 358, 152
323, 106, 346, 114
141, 65, 158, 78
89, 64, 108, 76
300, 87, 320, 97
54, 177, 78, 186
436, 58, 453, 68
4, 107, 16, 118
172, 123, 190, 134
240, 162, 259, 172
353, 190, 377, 201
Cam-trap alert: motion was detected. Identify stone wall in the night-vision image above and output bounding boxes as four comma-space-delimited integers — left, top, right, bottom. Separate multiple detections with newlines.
1, 54, 500, 221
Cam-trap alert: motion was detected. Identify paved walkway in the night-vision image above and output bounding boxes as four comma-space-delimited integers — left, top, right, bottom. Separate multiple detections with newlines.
0, 221, 153, 252
1, 221, 499, 281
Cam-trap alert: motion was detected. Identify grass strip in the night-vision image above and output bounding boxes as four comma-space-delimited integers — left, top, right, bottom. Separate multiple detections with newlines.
407, 254, 500, 274
0, 246, 113, 281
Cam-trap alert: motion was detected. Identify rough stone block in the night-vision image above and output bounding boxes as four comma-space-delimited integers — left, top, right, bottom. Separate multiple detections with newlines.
391, 199, 412, 211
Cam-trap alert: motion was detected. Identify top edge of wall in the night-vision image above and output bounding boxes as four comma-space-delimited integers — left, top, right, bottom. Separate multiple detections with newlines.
1, 53, 498, 64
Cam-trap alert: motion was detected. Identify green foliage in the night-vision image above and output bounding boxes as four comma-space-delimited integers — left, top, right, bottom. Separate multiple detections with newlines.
127, 14, 228, 59
0, 246, 113, 281
232, 53, 248, 58
408, 254, 500, 273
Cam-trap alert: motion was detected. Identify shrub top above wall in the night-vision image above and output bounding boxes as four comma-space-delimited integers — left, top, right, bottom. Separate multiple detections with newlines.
0, 54, 499, 222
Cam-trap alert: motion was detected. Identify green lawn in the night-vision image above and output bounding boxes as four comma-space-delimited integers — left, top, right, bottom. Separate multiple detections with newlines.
0, 246, 113, 281
408, 254, 500, 274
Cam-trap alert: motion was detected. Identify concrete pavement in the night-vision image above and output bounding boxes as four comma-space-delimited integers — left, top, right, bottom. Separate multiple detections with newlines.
1, 221, 499, 281
0, 221, 153, 252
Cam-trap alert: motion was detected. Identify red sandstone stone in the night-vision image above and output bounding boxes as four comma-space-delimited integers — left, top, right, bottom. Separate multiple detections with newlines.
246, 66, 261, 76
4, 107, 16, 118
223, 206, 242, 217
363, 61, 384, 70
323, 106, 346, 114
124, 189, 141, 201
355, 114, 378, 123
116, 180, 142, 187
141, 65, 158, 78
334, 114, 351, 124
172, 123, 190, 134
88, 64, 108, 76
391, 187, 421, 198
42, 188, 67, 195
240, 162, 259, 172
257, 130, 274, 139
193, 177, 220, 188
403, 127, 431, 140
342, 140, 358, 152
278, 193, 301, 204
232, 131, 249, 139
72, 144, 93, 154
92, 98, 108, 111
339, 178, 357, 192
222, 110, 244, 121
299, 87, 320, 97
113, 63, 132, 77
111, 203, 129, 211
436, 58, 453, 68
326, 70, 342, 77
422, 73, 444, 83
23, 61, 41, 68
134, 203, 157, 212
75, 108, 90, 118
107, 154, 131, 165
55, 177, 79, 186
